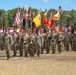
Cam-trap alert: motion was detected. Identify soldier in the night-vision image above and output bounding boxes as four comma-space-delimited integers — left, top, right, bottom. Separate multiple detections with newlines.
9, 32, 14, 50
45, 31, 51, 54
29, 32, 35, 57
72, 31, 76, 51
42, 32, 46, 53
43, 32, 48, 53
46, 29, 52, 54
18, 32, 24, 56
3, 31, 13, 60
0, 33, 3, 50
23, 31, 29, 57
31, 32, 37, 54
39, 30, 45, 54
64, 31, 70, 51
57, 32, 64, 53
12, 31, 18, 56
51, 31, 57, 54
36, 31, 42, 57
68, 32, 74, 50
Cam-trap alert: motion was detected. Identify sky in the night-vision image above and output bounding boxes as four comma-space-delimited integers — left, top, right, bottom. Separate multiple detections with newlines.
0, 0, 76, 11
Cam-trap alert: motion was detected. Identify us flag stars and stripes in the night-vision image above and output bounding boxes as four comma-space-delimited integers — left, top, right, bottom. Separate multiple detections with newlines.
15, 8, 21, 25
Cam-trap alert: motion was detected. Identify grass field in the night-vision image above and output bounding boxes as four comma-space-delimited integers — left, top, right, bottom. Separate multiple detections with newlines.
0, 50, 76, 75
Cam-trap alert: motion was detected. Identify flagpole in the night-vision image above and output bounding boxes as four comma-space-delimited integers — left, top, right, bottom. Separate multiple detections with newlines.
58, 6, 62, 32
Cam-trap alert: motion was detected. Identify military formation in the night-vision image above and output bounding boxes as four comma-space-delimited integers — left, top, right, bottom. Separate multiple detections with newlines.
0, 28, 76, 60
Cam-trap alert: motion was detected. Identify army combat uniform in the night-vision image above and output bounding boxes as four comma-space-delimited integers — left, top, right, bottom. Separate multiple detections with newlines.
36, 33, 42, 57
51, 32, 57, 54
12, 33, 18, 56
57, 33, 64, 53
18, 33, 24, 56
3, 32, 13, 59
23, 33, 29, 57
64, 32, 70, 51
72, 33, 76, 51
0, 34, 3, 50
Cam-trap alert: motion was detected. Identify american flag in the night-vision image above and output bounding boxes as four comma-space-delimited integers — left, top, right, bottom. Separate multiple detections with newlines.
15, 8, 21, 25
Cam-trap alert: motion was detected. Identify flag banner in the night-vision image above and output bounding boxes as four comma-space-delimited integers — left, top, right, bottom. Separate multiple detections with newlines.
9, 27, 14, 33
43, 11, 48, 26
36, 28, 38, 34
0, 28, 3, 33
28, 20, 32, 28
22, 10, 26, 27
23, 10, 26, 19
52, 11, 60, 21
43, 12, 47, 16
48, 20, 54, 28
28, 7, 32, 18
32, 13, 41, 27
43, 17, 48, 26
15, 8, 21, 25
23, 19, 26, 27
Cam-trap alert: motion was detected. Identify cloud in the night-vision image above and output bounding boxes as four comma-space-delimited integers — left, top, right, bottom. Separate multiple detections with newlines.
24, 5, 28, 8
21, 5, 31, 10
62, 0, 68, 4
21, 5, 28, 9
42, 0, 49, 2
71, 4, 76, 8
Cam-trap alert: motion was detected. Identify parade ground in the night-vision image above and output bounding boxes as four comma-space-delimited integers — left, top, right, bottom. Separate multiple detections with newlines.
0, 50, 76, 75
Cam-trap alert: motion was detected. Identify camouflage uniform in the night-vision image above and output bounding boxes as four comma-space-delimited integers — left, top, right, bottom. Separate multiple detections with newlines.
23, 33, 29, 57
32, 33, 37, 54
44, 32, 50, 54
57, 33, 64, 53
72, 33, 76, 51
3, 32, 13, 59
69, 33, 74, 50
29, 33, 35, 57
46, 31, 52, 54
51, 32, 57, 54
64, 32, 70, 51
44, 33, 48, 53
12, 32, 18, 56
0, 34, 3, 50
18, 33, 24, 56
36, 33, 42, 57
40, 32, 45, 54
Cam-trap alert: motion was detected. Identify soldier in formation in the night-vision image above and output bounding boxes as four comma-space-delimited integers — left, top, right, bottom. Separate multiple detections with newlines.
2, 31, 13, 60
0, 28, 76, 59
